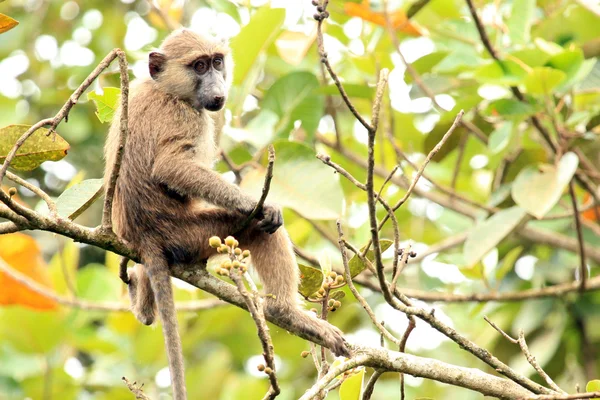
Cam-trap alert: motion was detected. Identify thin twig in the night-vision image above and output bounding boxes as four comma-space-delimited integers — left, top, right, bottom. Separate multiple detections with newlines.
235, 145, 275, 234
122, 377, 151, 400
465, 0, 500, 60
484, 316, 518, 344
337, 221, 401, 347
228, 252, 280, 399
5, 171, 57, 215
293, 244, 320, 266
568, 181, 587, 292
314, 1, 371, 131
484, 316, 564, 393
1, 49, 128, 185
465, 0, 600, 215
220, 150, 243, 184
399, 315, 416, 400
362, 369, 384, 400
386, 133, 496, 214
356, 272, 600, 303
102, 49, 129, 231
517, 330, 565, 394
390, 243, 412, 292
342, 244, 551, 395
359, 110, 464, 258
316, 134, 600, 264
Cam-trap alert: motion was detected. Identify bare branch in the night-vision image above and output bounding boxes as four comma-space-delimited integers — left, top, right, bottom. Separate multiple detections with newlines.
314, 1, 371, 131
102, 49, 130, 231
235, 145, 275, 234
337, 221, 400, 347
362, 369, 384, 400
568, 181, 588, 291
517, 330, 565, 394
5, 171, 57, 215
299, 349, 535, 400
520, 394, 600, 400
226, 243, 280, 400
357, 273, 600, 303
122, 377, 151, 400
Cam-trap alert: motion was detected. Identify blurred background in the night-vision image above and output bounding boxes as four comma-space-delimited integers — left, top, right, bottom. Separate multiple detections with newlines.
1, 0, 600, 399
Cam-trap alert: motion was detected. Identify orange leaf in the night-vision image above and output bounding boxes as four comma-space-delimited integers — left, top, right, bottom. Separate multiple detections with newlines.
0, 13, 19, 34
0, 233, 58, 310
582, 193, 600, 222
344, 1, 424, 36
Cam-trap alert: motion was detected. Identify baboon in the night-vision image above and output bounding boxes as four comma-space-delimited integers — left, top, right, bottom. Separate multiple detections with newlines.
104, 29, 348, 400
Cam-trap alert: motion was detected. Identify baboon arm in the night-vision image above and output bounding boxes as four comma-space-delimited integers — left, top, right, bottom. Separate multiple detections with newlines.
152, 154, 256, 213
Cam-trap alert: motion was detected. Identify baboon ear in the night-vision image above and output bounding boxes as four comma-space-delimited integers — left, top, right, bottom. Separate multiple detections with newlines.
149, 52, 166, 80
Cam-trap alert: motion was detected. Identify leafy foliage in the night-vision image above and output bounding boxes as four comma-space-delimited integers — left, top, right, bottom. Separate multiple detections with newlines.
0, 0, 599, 398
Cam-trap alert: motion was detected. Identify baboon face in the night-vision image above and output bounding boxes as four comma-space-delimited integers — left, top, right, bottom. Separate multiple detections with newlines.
148, 29, 231, 112
189, 53, 227, 111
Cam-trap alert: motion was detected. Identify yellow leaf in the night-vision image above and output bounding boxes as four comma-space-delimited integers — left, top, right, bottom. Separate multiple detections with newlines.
344, 1, 424, 36
276, 28, 318, 66
0, 13, 18, 34
147, 0, 182, 30
0, 233, 58, 310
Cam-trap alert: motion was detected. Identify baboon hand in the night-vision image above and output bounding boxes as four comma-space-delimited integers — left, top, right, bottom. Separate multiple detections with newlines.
256, 203, 283, 234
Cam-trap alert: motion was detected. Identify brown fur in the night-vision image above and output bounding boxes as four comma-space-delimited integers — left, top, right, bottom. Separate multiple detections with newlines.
105, 29, 348, 400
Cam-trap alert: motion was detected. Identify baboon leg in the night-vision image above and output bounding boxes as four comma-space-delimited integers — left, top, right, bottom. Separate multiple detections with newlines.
170, 208, 350, 357
127, 263, 157, 325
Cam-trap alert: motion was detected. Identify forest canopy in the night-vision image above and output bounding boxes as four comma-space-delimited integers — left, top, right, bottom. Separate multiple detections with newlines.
1, 0, 600, 399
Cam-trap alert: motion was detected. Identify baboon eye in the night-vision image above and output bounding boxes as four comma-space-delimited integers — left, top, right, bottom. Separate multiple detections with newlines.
213, 57, 224, 71
194, 59, 208, 74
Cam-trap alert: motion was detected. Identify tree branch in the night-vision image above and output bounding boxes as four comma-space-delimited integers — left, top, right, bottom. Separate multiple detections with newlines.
102, 49, 129, 231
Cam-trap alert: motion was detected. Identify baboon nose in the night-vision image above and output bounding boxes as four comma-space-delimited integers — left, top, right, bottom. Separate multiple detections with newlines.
206, 96, 225, 111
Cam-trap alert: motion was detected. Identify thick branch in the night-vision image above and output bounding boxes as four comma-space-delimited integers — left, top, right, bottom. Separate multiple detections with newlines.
299, 348, 533, 400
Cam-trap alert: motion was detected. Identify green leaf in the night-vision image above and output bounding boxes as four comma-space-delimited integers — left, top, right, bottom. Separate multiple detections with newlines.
507, 0, 535, 45
0, 308, 67, 354
547, 49, 596, 92
495, 246, 523, 281
348, 239, 393, 278
239, 141, 344, 220
330, 290, 345, 300
586, 380, 600, 399
511, 152, 579, 219
87, 87, 120, 123
524, 67, 566, 96
0, 125, 70, 170
0, 13, 18, 34
406, 51, 449, 83
474, 60, 528, 86
230, 7, 285, 86
298, 263, 324, 297
77, 264, 119, 302
263, 71, 324, 139
488, 122, 513, 154
463, 207, 527, 266
56, 179, 104, 220
483, 99, 536, 118
339, 368, 364, 400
